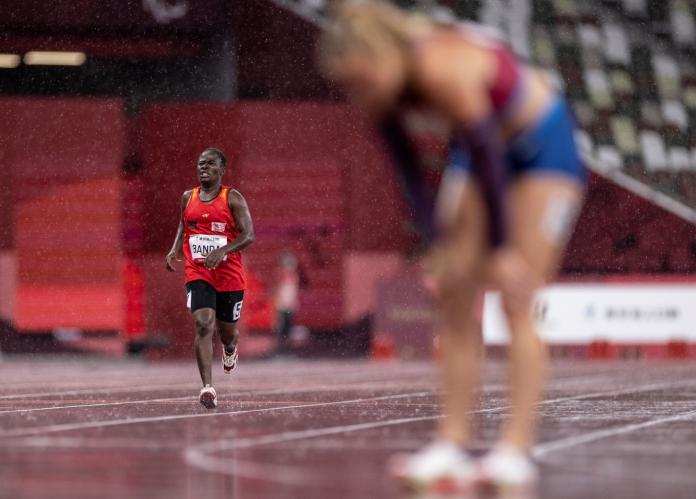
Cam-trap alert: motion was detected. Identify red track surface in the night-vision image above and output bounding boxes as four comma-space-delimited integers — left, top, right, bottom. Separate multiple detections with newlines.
1, 358, 695, 498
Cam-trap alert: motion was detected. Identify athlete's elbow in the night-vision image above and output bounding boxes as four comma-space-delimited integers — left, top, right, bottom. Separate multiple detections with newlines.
246, 232, 256, 246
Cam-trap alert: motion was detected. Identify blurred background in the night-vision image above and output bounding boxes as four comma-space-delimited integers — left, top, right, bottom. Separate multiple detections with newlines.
1, 0, 695, 360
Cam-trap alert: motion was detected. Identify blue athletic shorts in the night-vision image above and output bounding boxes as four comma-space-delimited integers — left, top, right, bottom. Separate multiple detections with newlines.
447, 97, 586, 184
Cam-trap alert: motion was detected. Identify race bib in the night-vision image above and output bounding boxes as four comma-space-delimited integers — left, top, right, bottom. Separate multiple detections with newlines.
189, 234, 227, 262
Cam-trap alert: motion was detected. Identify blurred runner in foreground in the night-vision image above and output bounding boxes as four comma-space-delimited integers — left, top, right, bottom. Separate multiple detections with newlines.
166, 148, 255, 409
318, 1, 585, 495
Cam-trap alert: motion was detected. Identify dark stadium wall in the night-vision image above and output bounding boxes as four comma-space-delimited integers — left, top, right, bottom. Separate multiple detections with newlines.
0, 101, 20, 252
0, 97, 127, 331
140, 102, 409, 255
563, 173, 696, 274
0, 0, 228, 29
230, 0, 336, 100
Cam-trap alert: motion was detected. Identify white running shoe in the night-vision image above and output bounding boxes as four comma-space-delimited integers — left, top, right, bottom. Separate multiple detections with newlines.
478, 445, 538, 495
222, 345, 239, 374
389, 440, 477, 495
199, 385, 217, 409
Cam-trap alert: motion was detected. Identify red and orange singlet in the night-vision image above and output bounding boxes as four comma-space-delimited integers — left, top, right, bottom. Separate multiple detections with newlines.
183, 186, 245, 291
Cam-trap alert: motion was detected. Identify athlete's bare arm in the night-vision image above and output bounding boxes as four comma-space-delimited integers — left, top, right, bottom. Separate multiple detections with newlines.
204, 189, 255, 270
165, 190, 192, 272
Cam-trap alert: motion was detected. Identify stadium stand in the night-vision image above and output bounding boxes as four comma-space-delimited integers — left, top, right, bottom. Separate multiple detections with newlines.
273, 0, 696, 210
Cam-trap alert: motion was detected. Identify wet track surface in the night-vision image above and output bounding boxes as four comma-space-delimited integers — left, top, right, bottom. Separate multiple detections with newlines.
1, 358, 695, 499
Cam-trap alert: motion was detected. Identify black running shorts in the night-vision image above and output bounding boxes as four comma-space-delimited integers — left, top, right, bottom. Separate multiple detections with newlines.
185, 280, 244, 323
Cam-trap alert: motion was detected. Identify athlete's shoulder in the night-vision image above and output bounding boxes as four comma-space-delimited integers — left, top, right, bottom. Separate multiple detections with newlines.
181, 189, 196, 209
227, 188, 248, 203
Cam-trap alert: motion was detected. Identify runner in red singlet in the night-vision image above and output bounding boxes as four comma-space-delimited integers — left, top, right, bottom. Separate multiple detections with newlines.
165, 148, 254, 409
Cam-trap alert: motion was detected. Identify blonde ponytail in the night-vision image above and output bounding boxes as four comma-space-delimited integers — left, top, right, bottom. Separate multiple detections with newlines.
317, 1, 435, 78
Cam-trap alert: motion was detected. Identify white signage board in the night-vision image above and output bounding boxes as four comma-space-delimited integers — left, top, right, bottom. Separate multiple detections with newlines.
483, 284, 696, 344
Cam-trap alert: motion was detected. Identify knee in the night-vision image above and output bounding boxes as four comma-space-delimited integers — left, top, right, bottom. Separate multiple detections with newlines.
488, 251, 543, 324
194, 314, 215, 337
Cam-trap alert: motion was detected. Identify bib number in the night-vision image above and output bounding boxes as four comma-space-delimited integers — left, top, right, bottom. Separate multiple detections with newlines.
233, 300, 243, 321
189, 234, 228, 262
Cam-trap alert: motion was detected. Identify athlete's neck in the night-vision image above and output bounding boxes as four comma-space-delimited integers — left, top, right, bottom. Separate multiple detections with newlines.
199, 182, 222, 200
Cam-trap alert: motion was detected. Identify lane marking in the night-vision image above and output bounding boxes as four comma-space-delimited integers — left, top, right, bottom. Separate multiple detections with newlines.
0, 361, 436, 386
3, 369, 694, 488
8, 436, 182, 451
188, 380, 693, 455
479, 379, 696, 415
0, 361, 683, 404
0, 365, 662, 414
0, 372, 645, 418
184, 379, 696, 483
531, 408, 696, 458
0, 366, 437, 401
0, 391, 432, 438
0, 395, 194, 415
4, 375, 689, 438
0, 375, 428, 401
0, 380, 440, 416
0, 384, 198, 401
185, 416, 440, 484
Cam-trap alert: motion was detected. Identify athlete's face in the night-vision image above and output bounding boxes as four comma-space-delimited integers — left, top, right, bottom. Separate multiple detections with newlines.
335, 50, 406, 117
197, 152, 224, 185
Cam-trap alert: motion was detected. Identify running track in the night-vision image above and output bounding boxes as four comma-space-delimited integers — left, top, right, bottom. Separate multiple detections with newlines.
1, 358, 695, 498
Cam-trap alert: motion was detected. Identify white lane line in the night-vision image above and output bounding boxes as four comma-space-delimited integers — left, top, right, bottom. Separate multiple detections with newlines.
531, 408, 696, 458
0, 362, 680, 401
0, 366, 437, 401
0, 380, 439, 416
183, 379, 696, 482
0, 382, 435, 416
0, 395, 194, 415
0, 371, 644, 418
0, 375, 425, 401
185, 415, 440, 484
191, 403, 696, 486
0, 384, 197, 401
7, 436, 182, 451
196, 459, 322, 486
0, 391, 432, 438
478, 379, 696, 416
196, 380, 691, 453
4, 375, 688, 438
0, 362, 436, 389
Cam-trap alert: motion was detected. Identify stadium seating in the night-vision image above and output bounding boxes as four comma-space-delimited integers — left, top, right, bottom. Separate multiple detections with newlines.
272, 0, 696, 209
476, 0, 696, 207
262, 0, 696, 277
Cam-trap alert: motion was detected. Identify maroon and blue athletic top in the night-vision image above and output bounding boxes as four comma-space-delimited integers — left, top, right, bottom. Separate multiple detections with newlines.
380, 23, 525, 247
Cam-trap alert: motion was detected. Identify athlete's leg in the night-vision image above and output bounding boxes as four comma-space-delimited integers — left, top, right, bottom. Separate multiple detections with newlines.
193, 307, 216, 387
391, 172, 488, 490
431, 170, 489, 445
497, 175, 583, 449
217, 320, 239, 353
215, 290, 243, 350
216, 290, 244, 373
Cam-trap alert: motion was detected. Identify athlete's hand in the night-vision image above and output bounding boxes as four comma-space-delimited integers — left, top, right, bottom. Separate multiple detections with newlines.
421, 249, 444, 296
204, 248, 227, 270
421, 245, 474, 298
165, 250, 182, 272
